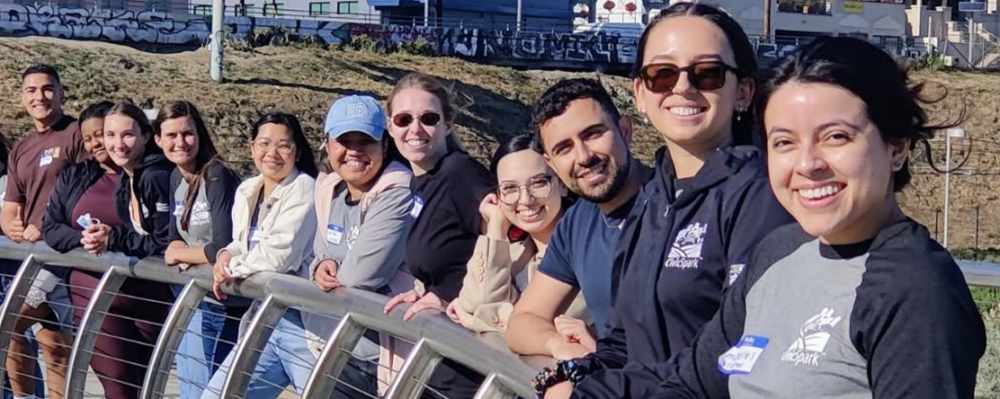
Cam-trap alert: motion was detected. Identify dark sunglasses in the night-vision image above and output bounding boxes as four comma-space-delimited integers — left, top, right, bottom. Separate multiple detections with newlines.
391, 112, 442, 128
638, 61, 740, 93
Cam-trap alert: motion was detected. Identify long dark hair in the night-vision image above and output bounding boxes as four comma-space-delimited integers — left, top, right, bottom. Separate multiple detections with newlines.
106, 101, 162, 160
634, 2, 758, 145
755, 36, 962, 192
154, 101, 235, 231
251, 113, 319, 178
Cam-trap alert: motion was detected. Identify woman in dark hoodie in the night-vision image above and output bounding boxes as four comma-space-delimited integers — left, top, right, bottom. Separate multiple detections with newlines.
81, 101, 175, 258
534, 3, 792, 398
42, 101, 175, 399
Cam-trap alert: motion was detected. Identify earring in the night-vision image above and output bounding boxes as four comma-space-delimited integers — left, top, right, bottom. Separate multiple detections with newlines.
893, 160, 905, 171
640, 108, 648, 124
735, 106, 747, 122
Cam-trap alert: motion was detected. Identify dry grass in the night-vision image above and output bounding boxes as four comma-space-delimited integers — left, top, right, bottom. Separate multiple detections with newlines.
0, 36, 997, 395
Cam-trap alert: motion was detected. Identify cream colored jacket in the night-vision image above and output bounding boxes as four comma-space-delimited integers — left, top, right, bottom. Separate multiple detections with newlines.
223, 169, 317, 279
451, 236, 592, 333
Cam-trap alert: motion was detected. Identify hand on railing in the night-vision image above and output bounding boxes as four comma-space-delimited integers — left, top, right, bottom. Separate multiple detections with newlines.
313, 259, 341, 291
384, 289, 447, 321
213, 250, 237, 299
80, 223, 111, 255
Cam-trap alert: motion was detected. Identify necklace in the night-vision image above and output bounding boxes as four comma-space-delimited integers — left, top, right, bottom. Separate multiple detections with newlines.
603, 213, 625, 230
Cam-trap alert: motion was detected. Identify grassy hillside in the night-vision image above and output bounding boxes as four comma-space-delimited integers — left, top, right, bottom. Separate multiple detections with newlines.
0, 36, 997, 397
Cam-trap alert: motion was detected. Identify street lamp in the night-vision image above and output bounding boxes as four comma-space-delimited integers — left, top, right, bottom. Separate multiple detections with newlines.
943, 127, 967, 248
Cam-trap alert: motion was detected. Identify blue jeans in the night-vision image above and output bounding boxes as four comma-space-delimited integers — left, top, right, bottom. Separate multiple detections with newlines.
175, 301, 244, 399
201, 310, 378, 399
201, 310, 314, 399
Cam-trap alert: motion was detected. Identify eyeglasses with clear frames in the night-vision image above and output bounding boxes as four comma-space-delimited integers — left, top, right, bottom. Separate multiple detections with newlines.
252, 138, 296, 156
497, 175, 554, 205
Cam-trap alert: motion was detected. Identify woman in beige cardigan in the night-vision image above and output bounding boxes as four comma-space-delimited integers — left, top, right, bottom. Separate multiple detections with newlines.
446, 135, 591, 338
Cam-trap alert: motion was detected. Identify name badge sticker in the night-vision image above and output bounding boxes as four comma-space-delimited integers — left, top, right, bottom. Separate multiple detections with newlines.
76, 213, 93, 229
39, 149, 55, 167
327, 224, 344, 245
410, 195, 425, 219
249, 227, 260, 243
718, 335, 769, 375
173, 201, 184, 217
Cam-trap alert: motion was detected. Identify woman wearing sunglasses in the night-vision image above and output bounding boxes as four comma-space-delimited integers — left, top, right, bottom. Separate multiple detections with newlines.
202, 113, 318, 399
534, 3, 791, 398
381, 72, 494, 398
638, 36, 985, 399
446, 134, 590, 337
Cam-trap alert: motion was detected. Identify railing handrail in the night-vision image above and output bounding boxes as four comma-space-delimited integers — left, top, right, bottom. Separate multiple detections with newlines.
0, 238, 997, 398
0, 238, 539, 398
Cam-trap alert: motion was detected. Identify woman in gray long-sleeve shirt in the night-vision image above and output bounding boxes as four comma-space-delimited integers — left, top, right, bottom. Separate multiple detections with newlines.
304, 95, 416, 398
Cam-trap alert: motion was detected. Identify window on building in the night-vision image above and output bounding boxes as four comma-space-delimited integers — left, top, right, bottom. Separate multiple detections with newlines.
98, 0, 125, 9
234, 4, 256, 16
263, 2, 284, 16
839, 32, 868, 40
193, 5, 212, 16
146, 0, 169, 11
310, 2, 331, 16
777, 0, 832, 16
337, 1, 359, 14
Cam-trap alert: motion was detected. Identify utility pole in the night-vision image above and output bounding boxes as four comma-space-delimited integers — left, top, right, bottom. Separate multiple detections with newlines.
423, 0, 429, 27
516, 0, 522, 32
763, 0, 772, 42
210, 0, 224, 82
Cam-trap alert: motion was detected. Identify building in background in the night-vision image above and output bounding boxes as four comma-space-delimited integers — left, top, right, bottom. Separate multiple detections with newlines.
184, 0, 380, 22
371, 0, 575, 31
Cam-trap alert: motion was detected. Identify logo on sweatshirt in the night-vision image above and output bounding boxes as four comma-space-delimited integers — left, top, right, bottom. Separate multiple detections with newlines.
781, 308, 842, 367
664, 222, 707, 269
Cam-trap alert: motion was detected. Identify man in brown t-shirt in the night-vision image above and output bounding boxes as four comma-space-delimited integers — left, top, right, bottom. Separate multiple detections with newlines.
0, 64, 84, 399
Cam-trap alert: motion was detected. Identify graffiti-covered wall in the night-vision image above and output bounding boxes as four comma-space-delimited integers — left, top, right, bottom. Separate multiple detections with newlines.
0, 4, 909, 70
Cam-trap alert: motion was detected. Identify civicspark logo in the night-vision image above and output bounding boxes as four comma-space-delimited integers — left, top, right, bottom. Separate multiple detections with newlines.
781, 308, 841, 367
665, 222, 707, 269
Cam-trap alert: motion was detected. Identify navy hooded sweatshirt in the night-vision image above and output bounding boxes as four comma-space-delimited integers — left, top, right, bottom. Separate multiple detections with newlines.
107, 153, 175, 258
571, 145, 793, 398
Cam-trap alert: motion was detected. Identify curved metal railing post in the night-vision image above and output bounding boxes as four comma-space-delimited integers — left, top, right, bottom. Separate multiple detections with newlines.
219, 294, 288, 399
141, 279, 208, 399
0, 254, 44, 387
384, 338, 443, 399
301, 313, 366, 399
473, 373, 517, 399
64, 267, 128, 399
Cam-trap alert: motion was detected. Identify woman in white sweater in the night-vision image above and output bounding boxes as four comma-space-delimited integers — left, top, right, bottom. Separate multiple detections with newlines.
202, 113, 319, 399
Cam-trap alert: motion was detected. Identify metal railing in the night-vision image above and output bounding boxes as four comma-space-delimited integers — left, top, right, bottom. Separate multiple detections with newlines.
0, 238, 541, 399
0, 238, 996, 398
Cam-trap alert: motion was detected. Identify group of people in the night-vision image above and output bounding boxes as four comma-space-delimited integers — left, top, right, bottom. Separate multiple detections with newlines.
0, 2, 987, 399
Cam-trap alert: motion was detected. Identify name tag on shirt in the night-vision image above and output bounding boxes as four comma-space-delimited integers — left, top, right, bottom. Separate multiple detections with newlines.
249, 227, 261, 243
718, 335, 769, 375
410, 195, 424, 219
173, 201, 184, 217
39, 148, 59, 167
327, 224, 344, 245
76, 213, 94, 229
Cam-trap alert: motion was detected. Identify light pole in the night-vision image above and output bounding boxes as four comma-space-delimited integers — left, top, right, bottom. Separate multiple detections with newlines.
943, 127, 967, 248
763, 0, 771, 42
516, 0, 522, 32
424, 0, 429, 27
210, 0, 224, 82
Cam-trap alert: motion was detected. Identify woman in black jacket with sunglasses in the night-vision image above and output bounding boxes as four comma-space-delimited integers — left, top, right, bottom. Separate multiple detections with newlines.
534, 3, 792, 399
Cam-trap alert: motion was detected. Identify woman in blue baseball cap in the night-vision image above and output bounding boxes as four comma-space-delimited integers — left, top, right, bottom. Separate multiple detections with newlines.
302, 94, 416, 398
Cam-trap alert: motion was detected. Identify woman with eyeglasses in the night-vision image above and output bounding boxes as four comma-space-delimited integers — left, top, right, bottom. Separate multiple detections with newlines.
201, 113, 318, 399
381, 72, 493, 398
533, 3, 792, 398
446, 134, 590, 337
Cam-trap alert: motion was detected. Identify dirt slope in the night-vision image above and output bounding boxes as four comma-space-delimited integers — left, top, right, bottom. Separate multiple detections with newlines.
0, 36, 997, 248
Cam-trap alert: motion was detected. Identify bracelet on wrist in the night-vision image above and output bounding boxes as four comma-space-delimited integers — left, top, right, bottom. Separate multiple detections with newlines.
530, 359, 591, 398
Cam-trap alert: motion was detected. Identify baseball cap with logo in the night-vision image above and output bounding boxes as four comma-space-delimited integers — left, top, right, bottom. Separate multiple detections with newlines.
324, 95, 386, 141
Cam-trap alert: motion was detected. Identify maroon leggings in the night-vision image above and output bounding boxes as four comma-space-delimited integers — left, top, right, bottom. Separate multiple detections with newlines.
68, 271, 173, 399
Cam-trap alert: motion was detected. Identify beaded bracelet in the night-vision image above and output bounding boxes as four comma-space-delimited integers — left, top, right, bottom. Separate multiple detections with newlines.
531, 360, 591, 398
